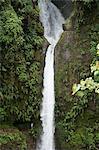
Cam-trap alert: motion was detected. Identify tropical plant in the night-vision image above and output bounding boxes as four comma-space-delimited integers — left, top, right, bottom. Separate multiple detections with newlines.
72, 44, 99, 96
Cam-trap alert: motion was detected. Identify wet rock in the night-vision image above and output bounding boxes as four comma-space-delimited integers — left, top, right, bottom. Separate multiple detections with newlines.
51, 0, 73, 19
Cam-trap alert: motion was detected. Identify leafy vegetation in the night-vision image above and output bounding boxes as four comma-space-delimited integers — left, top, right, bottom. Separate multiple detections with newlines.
0, 127, 27, 150
72, 44, 99, 96
0, 1, 43, 148
0, 0, 43, 124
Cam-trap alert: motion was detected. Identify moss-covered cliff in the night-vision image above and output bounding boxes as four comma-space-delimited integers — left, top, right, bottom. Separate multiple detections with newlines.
55, 1, 99, 150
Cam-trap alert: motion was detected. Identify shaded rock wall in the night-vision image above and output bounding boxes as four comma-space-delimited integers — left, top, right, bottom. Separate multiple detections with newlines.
52, 0, 72, 19
54, 2, 99, 149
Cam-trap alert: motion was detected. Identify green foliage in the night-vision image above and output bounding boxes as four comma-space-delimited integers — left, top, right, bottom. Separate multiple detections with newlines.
0, 128, 27, 149
0, 108, 7, 122
68, 45, 99, 149
0, 6, 24, 45
95, 133, 99, 143
70, 128, 96, 149
82, 0, 96, 6
30, 125, 41, 139
74, 0, 99, 29
72, 45, 99, 96
0, 0, 43, 124
90, 41, 97, 56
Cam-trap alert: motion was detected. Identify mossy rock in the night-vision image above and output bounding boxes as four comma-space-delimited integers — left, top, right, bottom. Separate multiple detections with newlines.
54, 13, 99, 149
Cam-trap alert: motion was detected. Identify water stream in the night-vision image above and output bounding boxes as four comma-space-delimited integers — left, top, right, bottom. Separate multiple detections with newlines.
37, 0, 65, 150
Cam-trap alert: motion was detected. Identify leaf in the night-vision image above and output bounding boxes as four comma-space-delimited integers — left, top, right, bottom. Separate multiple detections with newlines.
96, 43, 99, 50
95, 88, 99, 94
96, 61, 99, 70
97, 50, 99, 56
80, 80, 86, 90
72, 84, 81, 95
91, 64, 96, 73
94, 70, 99, 76
77, 91, 84, 97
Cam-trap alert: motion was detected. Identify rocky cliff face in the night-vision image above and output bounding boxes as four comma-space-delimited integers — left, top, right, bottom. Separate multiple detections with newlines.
54, 1, 99, 149
52, 0, 72, 19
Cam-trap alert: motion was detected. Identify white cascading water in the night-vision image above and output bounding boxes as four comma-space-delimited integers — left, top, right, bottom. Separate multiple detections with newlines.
37, 0, 65, 150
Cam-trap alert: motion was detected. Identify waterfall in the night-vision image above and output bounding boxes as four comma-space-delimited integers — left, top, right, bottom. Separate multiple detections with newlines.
37, 0, 65, 150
